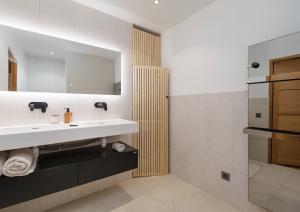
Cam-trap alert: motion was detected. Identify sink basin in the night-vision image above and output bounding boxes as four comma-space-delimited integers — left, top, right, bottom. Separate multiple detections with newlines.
0, 124, 66, 135
0, 119, 139, 151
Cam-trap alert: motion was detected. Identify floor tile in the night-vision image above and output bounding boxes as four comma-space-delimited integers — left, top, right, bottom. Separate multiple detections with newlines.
49, 175, 240, 212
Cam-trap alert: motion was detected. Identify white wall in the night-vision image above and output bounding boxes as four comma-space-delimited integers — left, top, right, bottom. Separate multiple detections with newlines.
66, 52, 115, 94
162, 0, 300, 211
26, 55, 66, 93
162, 0, 300, 96
0, 0, 132, 210
0, 0, 132, 128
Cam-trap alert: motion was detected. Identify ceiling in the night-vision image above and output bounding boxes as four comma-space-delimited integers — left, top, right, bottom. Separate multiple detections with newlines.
73, 0, 216, 32
1, 25, 120, 61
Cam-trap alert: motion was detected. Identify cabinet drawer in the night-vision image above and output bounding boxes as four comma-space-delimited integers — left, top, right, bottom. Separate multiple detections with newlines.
0, 164, 78, 209
78, 151, 138, 185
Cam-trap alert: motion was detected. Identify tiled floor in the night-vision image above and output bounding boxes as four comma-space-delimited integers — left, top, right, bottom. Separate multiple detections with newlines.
249, 160, 300, 212
48, 175, 240, 212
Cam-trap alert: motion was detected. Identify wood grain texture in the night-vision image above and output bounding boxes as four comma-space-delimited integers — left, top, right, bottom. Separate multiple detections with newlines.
132, 27, 161, 66
271, 55, 300, 166
132, 27, 168, 177
269, 72, 300, 81
272, 56, 300, 75
8, 62, 17, 91
273, 80, 300, 132
132, 66, 169, 177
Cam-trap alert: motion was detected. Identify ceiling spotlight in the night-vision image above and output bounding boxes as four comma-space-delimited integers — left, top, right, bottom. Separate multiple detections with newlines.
50, 51, 54, 55
154, 0, 159, 5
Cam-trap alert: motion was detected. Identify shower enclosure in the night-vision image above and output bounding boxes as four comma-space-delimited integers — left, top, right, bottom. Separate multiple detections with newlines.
245, 31, 300, 212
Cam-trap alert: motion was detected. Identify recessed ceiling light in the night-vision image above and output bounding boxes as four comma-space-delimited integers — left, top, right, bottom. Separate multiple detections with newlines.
154, 0, 159, 5
50, 51, 54, 55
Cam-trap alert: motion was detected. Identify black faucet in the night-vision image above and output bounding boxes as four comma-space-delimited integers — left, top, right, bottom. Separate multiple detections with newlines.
28, 102, 48, 113
94, 102, 107, 111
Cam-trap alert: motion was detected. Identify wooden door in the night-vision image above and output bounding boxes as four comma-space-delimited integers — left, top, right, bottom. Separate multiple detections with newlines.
271, 55, 300, 166
132, 66, 169, 177
8, 61, 17, 91
132, 27, 169, 177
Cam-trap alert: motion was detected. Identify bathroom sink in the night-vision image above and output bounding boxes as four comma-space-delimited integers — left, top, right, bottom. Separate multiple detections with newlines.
0, 119, 139, 151
0, 124, 66, 135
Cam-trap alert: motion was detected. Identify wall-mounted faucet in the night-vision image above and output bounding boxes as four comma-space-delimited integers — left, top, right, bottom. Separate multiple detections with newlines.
95, 102, 107, 111
28, 102, 48, 113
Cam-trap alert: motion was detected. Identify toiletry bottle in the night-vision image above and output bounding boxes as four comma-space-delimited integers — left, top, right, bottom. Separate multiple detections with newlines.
64, 108, 73, 124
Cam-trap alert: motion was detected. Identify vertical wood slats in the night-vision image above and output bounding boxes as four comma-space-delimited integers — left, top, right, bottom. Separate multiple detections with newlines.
132, 27, 161, 66
132, 66, 169, 177
132, 27, 168, 177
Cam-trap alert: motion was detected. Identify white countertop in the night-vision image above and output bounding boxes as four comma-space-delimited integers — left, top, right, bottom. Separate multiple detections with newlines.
0, 119, 139, 151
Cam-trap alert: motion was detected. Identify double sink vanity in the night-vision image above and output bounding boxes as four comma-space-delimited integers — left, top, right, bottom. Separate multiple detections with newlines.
0, 119, 138, 151
0, 119, 139, 208
0, 23, 139, 209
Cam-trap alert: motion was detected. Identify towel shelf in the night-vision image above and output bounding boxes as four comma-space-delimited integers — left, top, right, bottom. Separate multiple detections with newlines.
0, 143, 138, 209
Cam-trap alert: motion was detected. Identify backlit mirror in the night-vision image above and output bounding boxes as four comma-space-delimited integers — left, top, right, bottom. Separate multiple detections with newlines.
0, 25, 121, 95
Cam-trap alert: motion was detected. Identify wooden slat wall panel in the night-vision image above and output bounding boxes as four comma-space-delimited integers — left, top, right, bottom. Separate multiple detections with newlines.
132, 28, 161, 66
132, 66, 169, 177
132, 27, 168, 177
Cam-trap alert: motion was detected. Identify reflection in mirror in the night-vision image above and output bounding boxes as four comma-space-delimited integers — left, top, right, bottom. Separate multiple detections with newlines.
248, 83, 270, 129
248, 31, 300, 79
248, 31, 300, 212
0, 25, 121, 95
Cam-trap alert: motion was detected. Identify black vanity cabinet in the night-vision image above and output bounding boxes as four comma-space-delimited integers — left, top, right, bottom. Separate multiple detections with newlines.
0, 163, 78, 209
0, 143, 138, 209
78, 145, 138, 185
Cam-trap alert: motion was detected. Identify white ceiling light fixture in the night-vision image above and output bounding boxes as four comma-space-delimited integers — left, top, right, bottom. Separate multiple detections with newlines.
154, 0, 159, 5
50, 51, 54, 55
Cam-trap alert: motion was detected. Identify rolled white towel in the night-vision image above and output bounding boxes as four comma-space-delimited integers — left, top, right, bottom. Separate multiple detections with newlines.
112, 143, 126, 153
2, 147, 39, 177
0, 151, 8, 176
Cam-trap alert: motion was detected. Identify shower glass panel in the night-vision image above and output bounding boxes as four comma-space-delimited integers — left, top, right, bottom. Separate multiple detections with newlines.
246, 31, 300, 212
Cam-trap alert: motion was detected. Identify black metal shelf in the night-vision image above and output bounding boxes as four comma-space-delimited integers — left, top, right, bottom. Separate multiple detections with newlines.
244, 127, 300, 138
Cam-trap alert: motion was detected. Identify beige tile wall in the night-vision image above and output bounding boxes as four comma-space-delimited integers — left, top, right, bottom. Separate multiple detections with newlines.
248, 98, 270, 163
169, 91, 266, 212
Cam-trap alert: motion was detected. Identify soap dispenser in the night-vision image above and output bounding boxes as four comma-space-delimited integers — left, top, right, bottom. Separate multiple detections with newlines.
64, 108, 73, 124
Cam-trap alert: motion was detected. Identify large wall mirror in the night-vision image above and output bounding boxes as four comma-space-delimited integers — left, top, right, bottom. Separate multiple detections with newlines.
0, 25, 121, 95
246, 31, 300, 212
